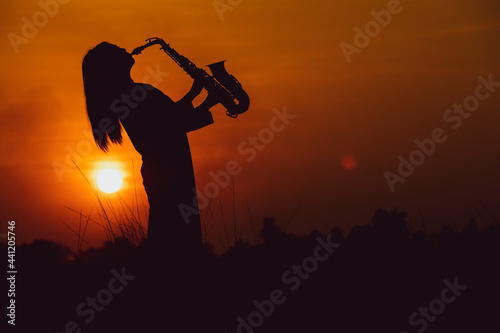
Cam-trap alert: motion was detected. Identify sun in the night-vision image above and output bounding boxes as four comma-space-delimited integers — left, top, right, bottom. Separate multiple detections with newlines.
96, 169, 123, 193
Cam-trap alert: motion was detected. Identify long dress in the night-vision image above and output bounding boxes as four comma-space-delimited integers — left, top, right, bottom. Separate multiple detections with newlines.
120, 83, 213, 330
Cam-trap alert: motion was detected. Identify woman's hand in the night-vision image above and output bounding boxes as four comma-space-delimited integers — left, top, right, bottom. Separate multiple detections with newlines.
179, 78, 219, 111
189, 78, 204, 96
178, 78, 205, 105
184, 78, 204, 102
198, 93, 220, 110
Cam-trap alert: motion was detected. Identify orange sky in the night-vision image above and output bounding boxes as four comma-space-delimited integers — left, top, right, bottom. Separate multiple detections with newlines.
1, 0, 499, 252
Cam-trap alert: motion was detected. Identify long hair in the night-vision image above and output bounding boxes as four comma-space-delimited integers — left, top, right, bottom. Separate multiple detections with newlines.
82, 42, 130, 152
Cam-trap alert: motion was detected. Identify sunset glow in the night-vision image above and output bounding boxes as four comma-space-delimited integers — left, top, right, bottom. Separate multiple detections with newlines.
0, 0, 499, 252
2, 1, 500, 331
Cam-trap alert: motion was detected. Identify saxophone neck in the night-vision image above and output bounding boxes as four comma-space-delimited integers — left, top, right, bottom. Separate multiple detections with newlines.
130, 37, 167, 56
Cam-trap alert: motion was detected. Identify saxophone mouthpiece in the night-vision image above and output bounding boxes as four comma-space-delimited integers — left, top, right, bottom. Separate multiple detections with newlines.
130, 47, 143, 56
130, 38, 165, 56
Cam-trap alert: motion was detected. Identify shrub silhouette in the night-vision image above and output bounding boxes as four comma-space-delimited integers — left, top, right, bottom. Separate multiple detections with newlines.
8, 209, 500, 332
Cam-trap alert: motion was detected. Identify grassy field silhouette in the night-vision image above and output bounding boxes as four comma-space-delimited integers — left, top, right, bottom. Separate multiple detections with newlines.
3, 207, 500, 332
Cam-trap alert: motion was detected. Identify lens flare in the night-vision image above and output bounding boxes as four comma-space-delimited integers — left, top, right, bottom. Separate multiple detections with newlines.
341, 155, 358, 170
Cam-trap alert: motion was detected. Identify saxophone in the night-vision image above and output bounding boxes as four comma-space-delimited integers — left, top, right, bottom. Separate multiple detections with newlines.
131, 37, 250, 118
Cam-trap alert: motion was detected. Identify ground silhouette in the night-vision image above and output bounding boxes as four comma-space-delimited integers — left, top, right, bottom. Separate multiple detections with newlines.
5, 209, 500, 332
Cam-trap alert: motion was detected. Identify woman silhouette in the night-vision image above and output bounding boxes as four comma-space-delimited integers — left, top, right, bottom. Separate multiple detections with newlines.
82, 42, 217, 329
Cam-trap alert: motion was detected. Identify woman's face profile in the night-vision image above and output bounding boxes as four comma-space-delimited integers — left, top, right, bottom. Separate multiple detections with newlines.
90, 42, 135, 74
113, 44, 135, 70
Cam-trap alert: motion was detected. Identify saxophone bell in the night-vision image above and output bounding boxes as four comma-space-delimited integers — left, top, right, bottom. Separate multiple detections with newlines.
208, 61, 250, 118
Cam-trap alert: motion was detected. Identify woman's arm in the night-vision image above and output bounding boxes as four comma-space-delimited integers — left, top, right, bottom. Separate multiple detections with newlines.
178, 78, 220, 109
177, 78, 205, 105
175, 79, 220, 132
195, 93, 219, 111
